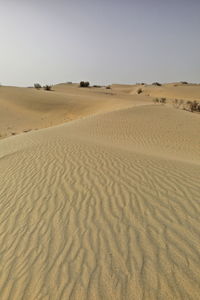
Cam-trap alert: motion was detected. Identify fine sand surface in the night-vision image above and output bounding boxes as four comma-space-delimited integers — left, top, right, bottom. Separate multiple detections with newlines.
0, 85, 200, 299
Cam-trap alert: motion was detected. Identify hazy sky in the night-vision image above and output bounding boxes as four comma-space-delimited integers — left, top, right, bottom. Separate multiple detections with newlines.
0, 0, 200, 86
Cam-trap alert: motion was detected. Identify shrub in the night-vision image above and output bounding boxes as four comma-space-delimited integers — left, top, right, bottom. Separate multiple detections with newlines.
160, 97, 166, 104
34, 83, 42, 89
153, 97, 167, 104
80, 81, 90, 87
93, 85, 102, 88
180, 81, 188, 85
172, 99, 200, 113
106, 86, 111, 89
190, 101, 198, 112
152, 82, 162, 86
137, 88, 143, 94
185, 100, 200, 112
43, 85, 52, 91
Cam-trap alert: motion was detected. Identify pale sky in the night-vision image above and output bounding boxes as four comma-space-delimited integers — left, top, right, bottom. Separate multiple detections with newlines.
0, 0, 200, 86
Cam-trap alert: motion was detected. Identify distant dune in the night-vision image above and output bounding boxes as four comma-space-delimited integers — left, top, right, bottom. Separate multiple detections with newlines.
0, 83, 200, 299
0, 83, 150, 139
1, 82, 200, 139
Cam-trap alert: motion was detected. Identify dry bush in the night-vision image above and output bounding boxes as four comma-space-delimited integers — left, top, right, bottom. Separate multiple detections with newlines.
152, 82, 162, 86
43, 85, 52, 91
172, 99, 200, 113
153, 98, 167, 104
160, 97, 166, 104
34, 83, 42, 89
185, 100, 200, 112
137, 88, 143, 94
80, 81, 90, 87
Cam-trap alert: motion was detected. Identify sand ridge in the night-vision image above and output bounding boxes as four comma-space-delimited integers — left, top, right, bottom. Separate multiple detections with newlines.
0, 102, 200, 299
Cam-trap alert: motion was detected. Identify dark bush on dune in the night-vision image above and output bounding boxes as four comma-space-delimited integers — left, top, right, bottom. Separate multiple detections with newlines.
172, 99, 200, 113
80, 81, 90, 87
153, 97, 167, 104
152, 82, 162, 86
43, 85, 52, 91
106, 86, 111, 89
34, 83, 42, 89
186, 100, 200, 112
180, 81, 188, 85
160, 97, 166, 104
137, 88, 143, 94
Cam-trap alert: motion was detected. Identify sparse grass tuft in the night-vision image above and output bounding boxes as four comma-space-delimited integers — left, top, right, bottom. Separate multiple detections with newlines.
43, 85, 52, 91
153, 98, 167, 104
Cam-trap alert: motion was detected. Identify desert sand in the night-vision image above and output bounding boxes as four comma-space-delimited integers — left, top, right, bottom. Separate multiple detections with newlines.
0, 83, 200, 299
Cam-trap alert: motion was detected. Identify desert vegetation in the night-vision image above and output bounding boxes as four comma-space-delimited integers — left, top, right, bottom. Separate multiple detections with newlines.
153, 97, 167, 104
80, 81, 90, 87
185, 100, 200, 112
172, 99, 200, 113
137, 88, 143, 94
34, 83, 42, 89
43, 85, 52, 91
152, 82, 162, 86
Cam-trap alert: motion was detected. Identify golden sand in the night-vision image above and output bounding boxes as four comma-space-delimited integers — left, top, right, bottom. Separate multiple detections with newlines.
0, 83, 200, 299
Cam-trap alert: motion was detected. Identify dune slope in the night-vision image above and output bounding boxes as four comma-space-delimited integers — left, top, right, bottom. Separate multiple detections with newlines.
0, 105, 200, 299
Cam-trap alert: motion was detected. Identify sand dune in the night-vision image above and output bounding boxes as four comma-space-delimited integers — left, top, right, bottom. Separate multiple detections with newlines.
0, 84, 149, 139
1, 82, 199, 139
131, 83, 200, 101
0, 102, 200, 299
